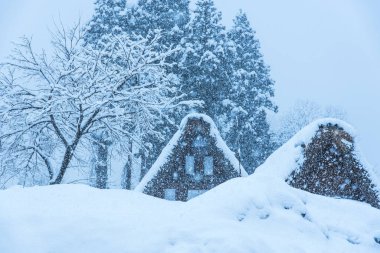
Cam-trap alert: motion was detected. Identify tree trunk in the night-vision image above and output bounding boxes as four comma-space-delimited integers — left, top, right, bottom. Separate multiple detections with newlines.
122, 141, 133, 189
122, 160, 132, 190
50, 132, 82, 185
94, 140, 109, 189
130, 140, 142, 189
50, 146, 73, 185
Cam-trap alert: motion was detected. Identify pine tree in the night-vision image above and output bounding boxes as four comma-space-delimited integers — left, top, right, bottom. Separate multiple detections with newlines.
84, 0, 128, 47
84, 0, 130, 188
125, 0, 192, 177
225, 11, 277, 173
133, 0, 190, 46
83, 0, 193, 188
180, 0, 228, 118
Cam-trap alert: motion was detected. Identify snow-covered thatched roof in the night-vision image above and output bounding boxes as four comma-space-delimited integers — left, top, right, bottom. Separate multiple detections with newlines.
135, 113, 248, 192
255, 118, 380, 207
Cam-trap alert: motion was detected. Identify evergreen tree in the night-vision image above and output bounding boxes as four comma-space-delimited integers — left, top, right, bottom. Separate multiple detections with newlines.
225, 11, 277, 173
83, 0, 278, 182
84, 0, 130, 188
180, 0, 228, 118
84, 0, 192, 188
126, 0, 192, 177
84, 0, 128, 47
133, 0, 190, 46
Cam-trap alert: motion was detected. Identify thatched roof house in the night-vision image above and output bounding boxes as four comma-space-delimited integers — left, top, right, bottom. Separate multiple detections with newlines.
256, 119, 380, 209
287, 122, 380, 208
135, 113, 248, 201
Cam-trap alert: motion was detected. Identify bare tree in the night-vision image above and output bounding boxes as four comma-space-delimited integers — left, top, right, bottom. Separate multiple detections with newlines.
273, 100, 347, 146
0, 22, 185, 187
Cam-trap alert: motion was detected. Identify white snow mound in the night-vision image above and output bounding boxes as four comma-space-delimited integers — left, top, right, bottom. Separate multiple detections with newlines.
1, 174, 380, 253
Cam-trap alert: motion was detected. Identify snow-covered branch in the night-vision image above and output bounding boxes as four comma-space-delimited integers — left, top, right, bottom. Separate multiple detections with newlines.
0, 22, 187, 187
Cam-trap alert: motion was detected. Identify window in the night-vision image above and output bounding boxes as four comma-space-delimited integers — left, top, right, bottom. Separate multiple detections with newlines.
192, 135, 207, 148
204, 156, 213, 175
173, 172, 179, 180
164, 189, 176, 201
185, 155, 195, 175
187, 189, 207, 200
194, 172, 203, 182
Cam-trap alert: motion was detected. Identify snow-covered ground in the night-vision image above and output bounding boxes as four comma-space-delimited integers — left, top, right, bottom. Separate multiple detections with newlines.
0, 175, 379, 253
1, 118, 380, 253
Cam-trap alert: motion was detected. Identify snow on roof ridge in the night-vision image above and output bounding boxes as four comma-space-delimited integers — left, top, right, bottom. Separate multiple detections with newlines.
255, 118, 380, 191
135, 113, 247, 192
178, 113, 216, 130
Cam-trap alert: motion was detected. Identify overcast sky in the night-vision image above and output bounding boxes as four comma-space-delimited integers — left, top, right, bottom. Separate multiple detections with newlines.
0, 0, 379, 172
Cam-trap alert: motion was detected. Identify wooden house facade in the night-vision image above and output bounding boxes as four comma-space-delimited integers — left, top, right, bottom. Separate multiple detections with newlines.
135, 113, 248, 201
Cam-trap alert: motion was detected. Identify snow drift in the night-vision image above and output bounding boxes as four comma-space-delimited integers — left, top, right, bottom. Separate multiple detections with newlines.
1, 176, 380, 253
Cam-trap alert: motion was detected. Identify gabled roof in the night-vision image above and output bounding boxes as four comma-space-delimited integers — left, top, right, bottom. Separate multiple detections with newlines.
135, 113, 248, 192
255, 118, 380, 207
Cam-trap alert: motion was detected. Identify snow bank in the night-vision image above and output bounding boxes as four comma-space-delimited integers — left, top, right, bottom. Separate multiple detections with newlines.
1, 173, 380, 253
